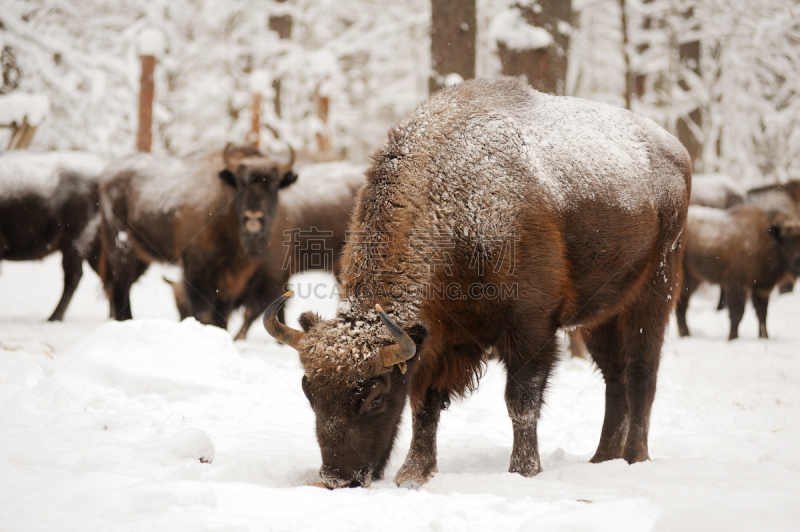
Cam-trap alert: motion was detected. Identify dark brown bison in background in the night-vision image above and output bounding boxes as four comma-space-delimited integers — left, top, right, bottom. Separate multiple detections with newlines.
99, 144, 296, 324
0, 151, 105, 320
677, 205, 800, 340
261, 77, 691, 488
166, 161, 366, 339
747, 181, 800, 295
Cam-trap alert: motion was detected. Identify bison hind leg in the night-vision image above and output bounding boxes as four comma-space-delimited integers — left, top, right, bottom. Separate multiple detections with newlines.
47, 247, 84, 321
583, 317, 629, 463
587, 277, 674, 465
752, 289, 771, 339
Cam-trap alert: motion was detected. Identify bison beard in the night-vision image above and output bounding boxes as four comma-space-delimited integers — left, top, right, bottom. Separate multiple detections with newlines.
262, 77, 691, 488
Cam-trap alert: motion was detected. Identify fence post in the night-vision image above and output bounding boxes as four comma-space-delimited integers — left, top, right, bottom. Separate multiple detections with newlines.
137, 55, 155, 153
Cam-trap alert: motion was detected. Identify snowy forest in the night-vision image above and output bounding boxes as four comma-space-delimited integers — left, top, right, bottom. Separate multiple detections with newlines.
2, 0, 800, 182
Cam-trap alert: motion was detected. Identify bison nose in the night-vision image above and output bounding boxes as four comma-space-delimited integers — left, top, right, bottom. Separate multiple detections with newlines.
319, 465, 362, 489
243, 210, 264, 233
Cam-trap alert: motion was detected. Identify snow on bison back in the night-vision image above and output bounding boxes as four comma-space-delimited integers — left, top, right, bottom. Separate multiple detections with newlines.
261, 77, 692, 488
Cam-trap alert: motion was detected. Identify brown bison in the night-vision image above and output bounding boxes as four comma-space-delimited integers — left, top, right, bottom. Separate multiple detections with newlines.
260, 77, 691, 488
747, 181, 800, 295
676, 205, 800, 340
166, 161, 366, 339
0, 150, 105, 320
99, 144, 296, 323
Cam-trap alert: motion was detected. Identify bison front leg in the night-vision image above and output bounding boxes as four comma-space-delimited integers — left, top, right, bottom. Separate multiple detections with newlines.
502, 335, 558, 477
395, 387, 450, 487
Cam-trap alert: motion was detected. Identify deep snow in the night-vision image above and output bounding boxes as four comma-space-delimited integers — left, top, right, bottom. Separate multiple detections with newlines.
1, 254, 799, 531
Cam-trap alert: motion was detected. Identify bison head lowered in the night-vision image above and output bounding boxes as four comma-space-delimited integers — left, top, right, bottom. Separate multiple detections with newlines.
218, 143, 297, 256
263, 292, 427, 488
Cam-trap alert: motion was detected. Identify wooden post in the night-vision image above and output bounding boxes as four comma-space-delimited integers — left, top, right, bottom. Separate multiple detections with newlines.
249, 93, 262, 149
137, 55, 155, 153
7, 117, 36, 150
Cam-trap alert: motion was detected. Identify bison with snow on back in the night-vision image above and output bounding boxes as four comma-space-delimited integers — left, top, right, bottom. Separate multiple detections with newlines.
262, 77, 691, 488
99, 144, 296, 323
0, 151, 105, 320
676, 205, 800, 340
166, 161, 366, 340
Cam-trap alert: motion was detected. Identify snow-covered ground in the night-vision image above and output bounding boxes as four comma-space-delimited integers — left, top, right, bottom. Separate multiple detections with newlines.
1, 254, 799, 531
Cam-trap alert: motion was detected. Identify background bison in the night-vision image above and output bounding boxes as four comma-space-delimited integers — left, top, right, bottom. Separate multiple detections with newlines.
262, 77, 691, 488
677, 205, 800, 340
166, 161, 366, 339
99, 144, 296, 324
0, 150, 105, 321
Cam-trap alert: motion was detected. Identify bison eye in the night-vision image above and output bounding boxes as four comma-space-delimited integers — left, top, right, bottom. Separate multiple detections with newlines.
369, 395, 384, 409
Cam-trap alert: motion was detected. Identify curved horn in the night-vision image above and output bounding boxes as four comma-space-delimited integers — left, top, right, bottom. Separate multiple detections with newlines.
263, 291, 307, 349
277, 144, 295, 175
223, 142, 245, 173
375, 304, 416, 371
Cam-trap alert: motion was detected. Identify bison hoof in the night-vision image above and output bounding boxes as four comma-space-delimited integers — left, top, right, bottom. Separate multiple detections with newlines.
589, 450, 623, 464
509, 459, 542, 478
622, 450, 650, 464
394, 463, 436, 487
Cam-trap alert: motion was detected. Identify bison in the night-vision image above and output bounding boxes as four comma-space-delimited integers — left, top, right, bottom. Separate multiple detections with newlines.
165, 161, 366, 339
260, 77, 691, 488
99, 144, 296, 324
0, 150, 105, 320
676, 205, 800, 340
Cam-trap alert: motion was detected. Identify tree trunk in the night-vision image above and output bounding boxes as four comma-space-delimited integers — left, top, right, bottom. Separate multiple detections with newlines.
268, 8, 292, 119
430, 0, 476, 94
496, 0, 571, 95
677, 33, 702, 169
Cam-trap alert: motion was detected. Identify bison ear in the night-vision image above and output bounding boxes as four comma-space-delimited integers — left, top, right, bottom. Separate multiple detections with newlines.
279, 170, 299, 189
219, 169, 237, 188
403, 322, 428, 346
298, 311, 322, 333
768, 224, 782, 240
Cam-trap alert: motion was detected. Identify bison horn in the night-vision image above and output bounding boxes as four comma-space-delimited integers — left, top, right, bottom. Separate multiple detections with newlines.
375, 304, 416, 372
263, 291, 307, 349
223, 142, 247, 173
278, 144, 295, 175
